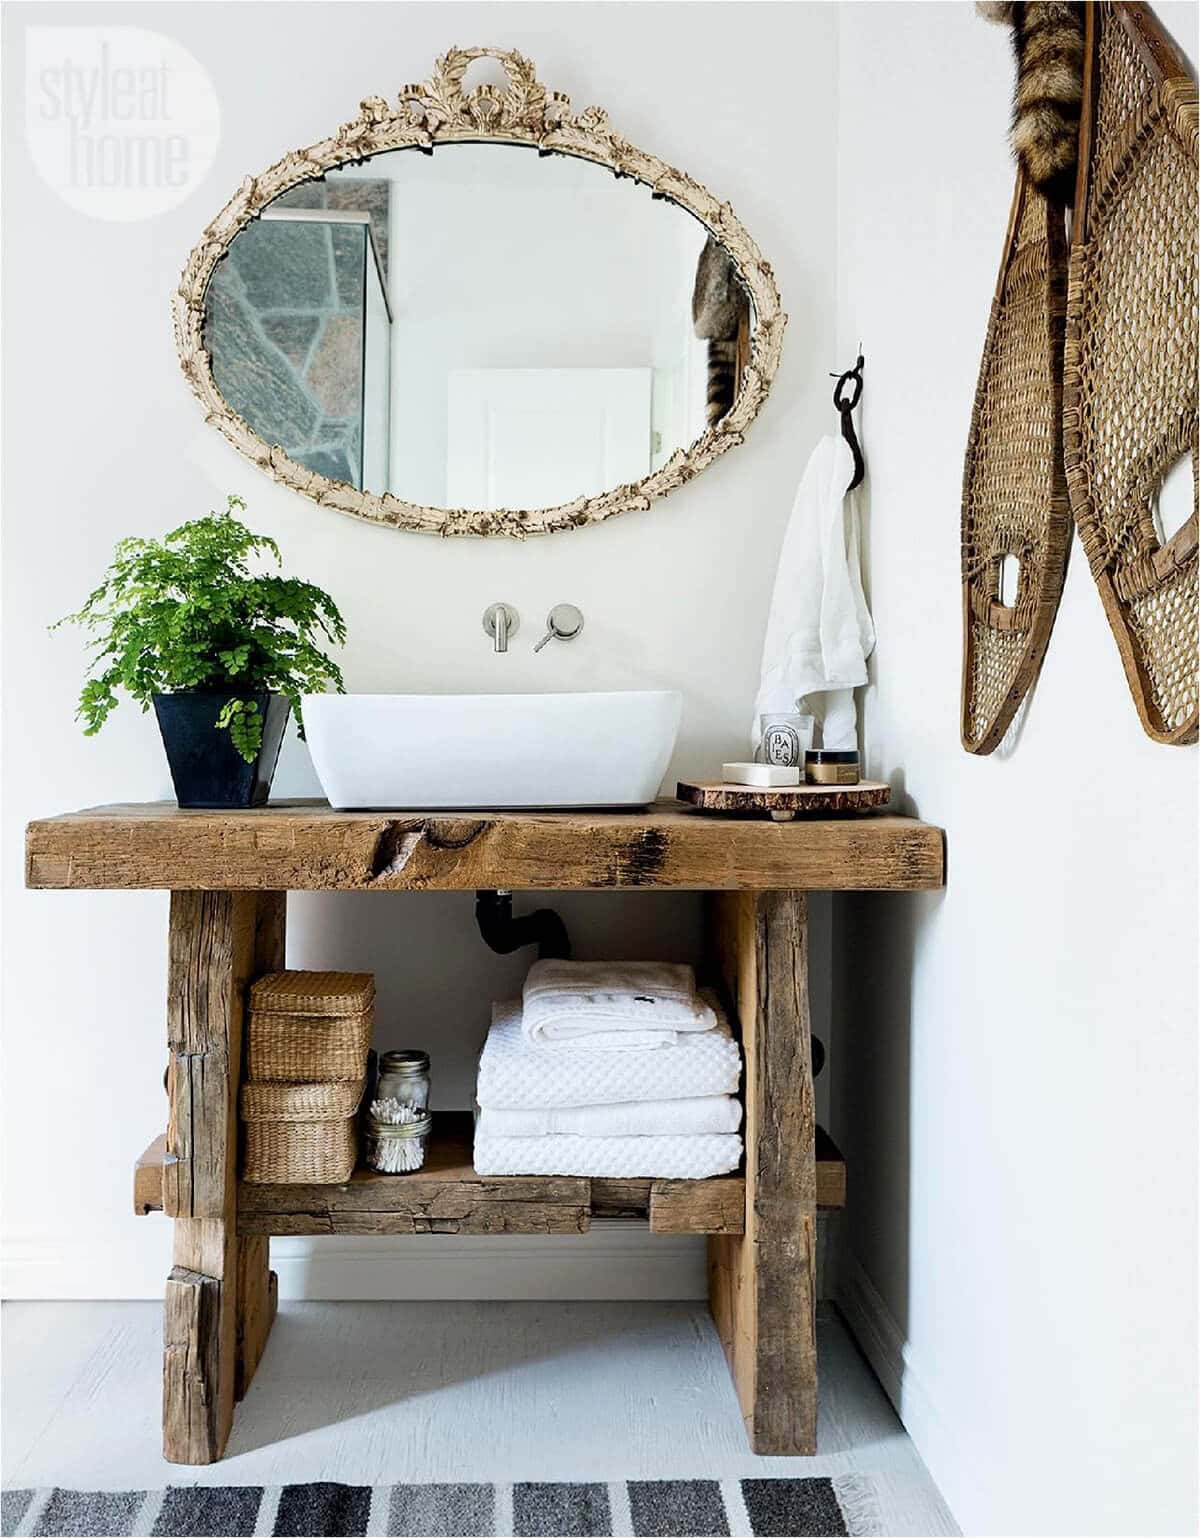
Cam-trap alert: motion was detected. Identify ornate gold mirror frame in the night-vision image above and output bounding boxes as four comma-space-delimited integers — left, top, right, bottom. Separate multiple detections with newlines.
173, 48, 786, 538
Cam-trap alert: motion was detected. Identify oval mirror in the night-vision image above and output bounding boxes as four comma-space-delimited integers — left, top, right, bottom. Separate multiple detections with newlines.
175, 48, 785, 537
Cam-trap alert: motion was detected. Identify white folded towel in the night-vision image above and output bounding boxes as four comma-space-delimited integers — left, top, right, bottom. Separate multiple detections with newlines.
476, 1095, 742, 1139
473, 1130, 742, 1179
478, 995, 741, 1109
521, 959, 716, 1050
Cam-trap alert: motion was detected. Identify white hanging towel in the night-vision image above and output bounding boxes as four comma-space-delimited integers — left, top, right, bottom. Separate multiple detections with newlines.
752, 434, 875, 753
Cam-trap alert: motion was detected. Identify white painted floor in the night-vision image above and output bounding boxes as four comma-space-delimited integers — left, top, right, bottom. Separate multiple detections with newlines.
1, 1301, 956, 1536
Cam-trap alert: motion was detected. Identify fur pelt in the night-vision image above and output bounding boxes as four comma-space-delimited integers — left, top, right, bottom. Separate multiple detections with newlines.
978, 1, 1086, 203
692, 236, 749, 426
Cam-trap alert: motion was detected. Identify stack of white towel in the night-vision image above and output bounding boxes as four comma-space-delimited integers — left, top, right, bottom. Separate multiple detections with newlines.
474, 960, 743, 1178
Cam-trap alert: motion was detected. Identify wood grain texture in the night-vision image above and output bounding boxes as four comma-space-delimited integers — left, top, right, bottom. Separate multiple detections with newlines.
163, 893, 257, 1220
235, 1238, 277, 1401
241, 1186, 591, 1236
252, 890, 287, 983
25, 800, 944, 893
237, 1112, 853, 1236
162, 1267, 221, 1466
163, 891, 283, 1463
593, 1143, 844, 1221
677, 781, 890, 816
706, 890, 818, 1455
649, 1179, 746, 1234
814, 1128, 847, 1210
240, 1112, 590, 1235
235, 892, 286, 1401
138, 1114, 845, 1238
133, 1134, 167, 1215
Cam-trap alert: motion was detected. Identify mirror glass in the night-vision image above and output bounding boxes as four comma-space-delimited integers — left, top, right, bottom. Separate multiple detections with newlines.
204, 144, 752, 512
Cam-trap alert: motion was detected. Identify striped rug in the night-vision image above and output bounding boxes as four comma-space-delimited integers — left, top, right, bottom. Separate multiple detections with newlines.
2, 1476, 880, 1536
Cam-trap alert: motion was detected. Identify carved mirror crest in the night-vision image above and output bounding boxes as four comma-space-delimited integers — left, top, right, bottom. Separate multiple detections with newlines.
174, 48, 785, 538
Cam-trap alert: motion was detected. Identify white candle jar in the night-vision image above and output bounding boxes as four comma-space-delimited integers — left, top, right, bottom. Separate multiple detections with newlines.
756, 713, 815, 768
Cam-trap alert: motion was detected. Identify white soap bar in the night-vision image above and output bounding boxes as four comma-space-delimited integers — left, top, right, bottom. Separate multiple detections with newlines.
722, 762, 801, 787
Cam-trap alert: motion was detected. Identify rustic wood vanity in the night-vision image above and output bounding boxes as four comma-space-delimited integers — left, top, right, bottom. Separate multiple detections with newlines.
25, 799, 943, 1466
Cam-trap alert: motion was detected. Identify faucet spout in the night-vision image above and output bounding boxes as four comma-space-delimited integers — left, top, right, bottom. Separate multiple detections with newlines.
483, 603, 518, 653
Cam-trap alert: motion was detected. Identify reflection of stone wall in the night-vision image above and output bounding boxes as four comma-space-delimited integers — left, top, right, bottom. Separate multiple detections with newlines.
204, 180, 388, 489
275, 177, 390, 283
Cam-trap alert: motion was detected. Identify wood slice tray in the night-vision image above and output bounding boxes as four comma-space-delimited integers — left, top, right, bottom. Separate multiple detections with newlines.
676, 780, 890, 821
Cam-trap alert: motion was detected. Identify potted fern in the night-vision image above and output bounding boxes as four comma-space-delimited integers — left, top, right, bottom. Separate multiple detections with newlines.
56, 497, 346, 808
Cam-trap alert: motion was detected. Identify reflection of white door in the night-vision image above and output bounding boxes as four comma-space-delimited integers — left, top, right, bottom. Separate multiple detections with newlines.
446, 368, 651, 510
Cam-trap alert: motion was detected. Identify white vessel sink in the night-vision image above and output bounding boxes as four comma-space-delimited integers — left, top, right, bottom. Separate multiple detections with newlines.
301, 690, 683, 810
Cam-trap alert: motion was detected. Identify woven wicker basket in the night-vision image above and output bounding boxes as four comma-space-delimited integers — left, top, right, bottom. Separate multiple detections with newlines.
249, 971, 375, 1015
960, 170, 1071, 754
241, 1078, 365, 1184
247, 1009, 373, 1082
1064, 2, 1198, 744
247, 969, 375, 1083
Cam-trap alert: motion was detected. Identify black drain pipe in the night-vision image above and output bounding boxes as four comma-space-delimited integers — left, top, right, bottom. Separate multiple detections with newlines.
475, 889, 571, 961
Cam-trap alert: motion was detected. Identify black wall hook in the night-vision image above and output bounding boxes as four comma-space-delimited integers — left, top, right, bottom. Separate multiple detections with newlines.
831, 352, 866, 491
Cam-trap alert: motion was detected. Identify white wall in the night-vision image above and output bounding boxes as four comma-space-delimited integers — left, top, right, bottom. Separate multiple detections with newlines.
831, 6, 1199, 1537
1, 3, 838, 1302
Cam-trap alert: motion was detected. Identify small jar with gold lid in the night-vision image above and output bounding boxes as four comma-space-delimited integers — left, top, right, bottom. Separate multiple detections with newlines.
805, 749, 860, 786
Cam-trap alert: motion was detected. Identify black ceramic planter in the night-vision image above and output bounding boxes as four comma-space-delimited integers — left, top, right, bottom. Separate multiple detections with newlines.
153, 691, 290, 809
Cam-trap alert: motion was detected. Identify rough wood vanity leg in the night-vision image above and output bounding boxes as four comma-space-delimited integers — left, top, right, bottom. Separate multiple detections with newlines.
162, 889, 285, 1463
706, 890, 817, 1455
237, 893, 286, 1400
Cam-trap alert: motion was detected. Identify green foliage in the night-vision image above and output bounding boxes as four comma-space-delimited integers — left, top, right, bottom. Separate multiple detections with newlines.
56, 496, 346, 762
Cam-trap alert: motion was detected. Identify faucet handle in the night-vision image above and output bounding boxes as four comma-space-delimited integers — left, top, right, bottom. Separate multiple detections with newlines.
482, 603, 519, 653
534, 603, 585, 653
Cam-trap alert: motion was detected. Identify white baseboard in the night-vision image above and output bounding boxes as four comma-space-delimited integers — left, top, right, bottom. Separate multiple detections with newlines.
2, 1226, 708, 1301
273, 1227, 709, 1300
834, 1253, 913, 1411
2, 1237, 173, 1300
835, 1252, 964, 1531
4, 1219, 835, 1302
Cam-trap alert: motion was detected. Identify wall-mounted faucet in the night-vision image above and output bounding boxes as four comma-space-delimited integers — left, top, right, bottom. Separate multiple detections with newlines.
482, 603, 519, 653
534, 604, 585, 653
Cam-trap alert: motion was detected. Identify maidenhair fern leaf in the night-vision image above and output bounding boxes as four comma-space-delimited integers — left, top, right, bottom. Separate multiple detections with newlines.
55, 497, 346, 762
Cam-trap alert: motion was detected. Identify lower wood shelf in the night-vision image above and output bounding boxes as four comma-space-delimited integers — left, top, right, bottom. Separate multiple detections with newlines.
135, 1113, 846, 1236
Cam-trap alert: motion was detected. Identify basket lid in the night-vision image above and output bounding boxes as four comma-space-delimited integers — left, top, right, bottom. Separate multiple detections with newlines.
250, 970, 375, 1016
240, 1078, 365, 1122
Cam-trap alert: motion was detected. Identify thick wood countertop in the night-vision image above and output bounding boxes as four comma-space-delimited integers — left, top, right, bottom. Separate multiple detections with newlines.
25, 798, 944, 893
